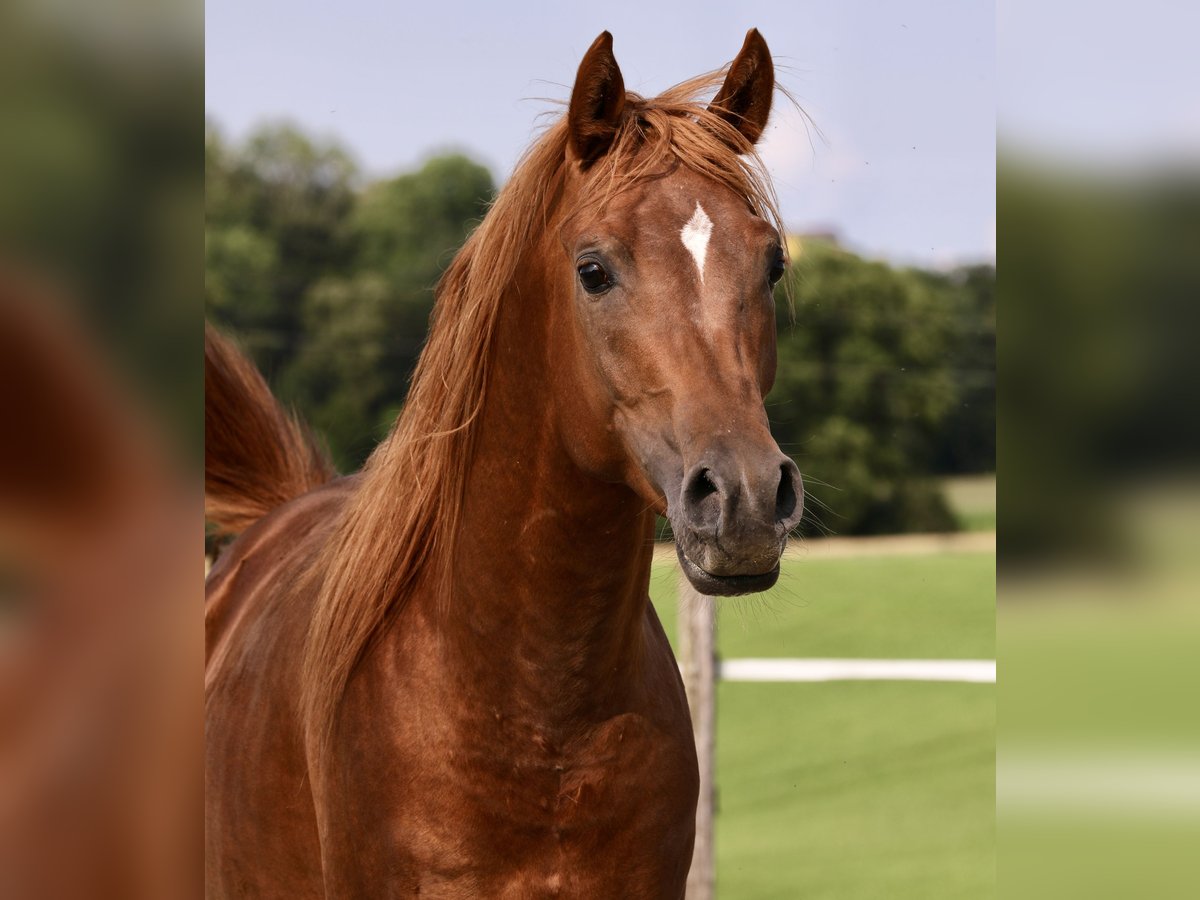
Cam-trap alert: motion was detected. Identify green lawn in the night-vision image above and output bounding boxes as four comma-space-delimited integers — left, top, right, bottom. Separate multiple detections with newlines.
650, 551, 995, 899
650, 552, 995, 659
941, 474, 997, 533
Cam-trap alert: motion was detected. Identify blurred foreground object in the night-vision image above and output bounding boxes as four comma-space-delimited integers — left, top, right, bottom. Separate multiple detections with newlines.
1, 1, 200, 897
0, 276, 200, 899
999, 3, 1200, 895
998, 159, 1200, 900
999, 164, 1200, 569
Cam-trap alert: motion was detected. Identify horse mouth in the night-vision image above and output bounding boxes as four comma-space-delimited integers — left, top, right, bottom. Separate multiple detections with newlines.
675, 546, 780, 597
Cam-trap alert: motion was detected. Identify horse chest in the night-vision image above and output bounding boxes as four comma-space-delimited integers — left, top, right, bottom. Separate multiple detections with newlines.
408, 713, 695, 897
439, 708, 692, 834
319, 608, 697, 895
331, 687, 696, 897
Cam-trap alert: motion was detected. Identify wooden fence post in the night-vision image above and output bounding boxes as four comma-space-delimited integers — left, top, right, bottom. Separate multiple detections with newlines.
678, 573, 716, 900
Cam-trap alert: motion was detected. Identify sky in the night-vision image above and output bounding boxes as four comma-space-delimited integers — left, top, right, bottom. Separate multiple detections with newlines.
206, 0, 996, 268
997, 0, 1200, 168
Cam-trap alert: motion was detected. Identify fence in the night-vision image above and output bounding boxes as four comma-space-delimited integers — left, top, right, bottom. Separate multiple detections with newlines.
677, 573, 996, 900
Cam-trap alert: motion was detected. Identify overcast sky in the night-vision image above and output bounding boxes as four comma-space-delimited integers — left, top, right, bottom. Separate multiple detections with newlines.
206, 1, 995, 268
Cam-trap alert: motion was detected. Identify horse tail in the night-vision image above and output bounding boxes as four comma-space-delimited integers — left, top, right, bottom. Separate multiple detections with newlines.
205, 323, 334, 538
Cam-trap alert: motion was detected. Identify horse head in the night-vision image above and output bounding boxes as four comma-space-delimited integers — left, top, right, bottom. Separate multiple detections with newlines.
548, 31, 804, 596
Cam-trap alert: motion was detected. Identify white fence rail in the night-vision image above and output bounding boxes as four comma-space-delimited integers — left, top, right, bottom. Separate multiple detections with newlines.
718, 657, 995, 683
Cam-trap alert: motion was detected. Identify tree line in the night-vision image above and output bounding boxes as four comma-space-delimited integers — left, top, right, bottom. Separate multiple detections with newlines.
206, 121, 994, 535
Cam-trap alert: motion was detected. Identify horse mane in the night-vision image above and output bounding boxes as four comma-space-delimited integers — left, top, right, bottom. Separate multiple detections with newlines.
300, 67, 788, 760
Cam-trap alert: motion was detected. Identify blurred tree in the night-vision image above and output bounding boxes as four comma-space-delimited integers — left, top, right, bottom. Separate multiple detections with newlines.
1, 23, 203, 454
282, 154, 494, 469
207, 129, 495, 470
283, 273, 393, 468
205, 121, 358, 378
930, 264, 996, 474
997, 165, 1200, 566
771, 240, 973, 535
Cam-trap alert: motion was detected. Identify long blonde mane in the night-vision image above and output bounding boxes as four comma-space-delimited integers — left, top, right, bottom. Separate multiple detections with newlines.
300, 68, 788, 760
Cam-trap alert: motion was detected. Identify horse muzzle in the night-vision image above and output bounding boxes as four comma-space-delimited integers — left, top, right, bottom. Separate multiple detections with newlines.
668, 446, 803, 597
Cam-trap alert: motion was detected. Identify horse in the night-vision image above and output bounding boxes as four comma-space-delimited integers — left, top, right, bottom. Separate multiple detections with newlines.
205, 29, 803, 898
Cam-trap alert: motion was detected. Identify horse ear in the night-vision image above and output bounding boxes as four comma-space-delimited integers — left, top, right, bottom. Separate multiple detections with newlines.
709, 29, 775, 147
567, 32, 627, 166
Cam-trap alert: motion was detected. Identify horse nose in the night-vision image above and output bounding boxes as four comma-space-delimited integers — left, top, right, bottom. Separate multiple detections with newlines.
680, 453, 804, 542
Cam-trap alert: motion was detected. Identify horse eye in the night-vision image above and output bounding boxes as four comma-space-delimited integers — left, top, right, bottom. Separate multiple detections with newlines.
577, 261, 612, 294
768, 249, 787, 287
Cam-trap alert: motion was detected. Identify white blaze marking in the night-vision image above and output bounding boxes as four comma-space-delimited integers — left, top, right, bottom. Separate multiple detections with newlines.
680, 202, 713, 282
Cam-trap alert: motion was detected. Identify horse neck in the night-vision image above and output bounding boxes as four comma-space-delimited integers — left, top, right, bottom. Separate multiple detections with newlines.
435, 246, 657, 722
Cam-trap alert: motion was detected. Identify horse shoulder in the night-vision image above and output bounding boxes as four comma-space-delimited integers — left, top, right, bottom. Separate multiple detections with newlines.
205, 478, 355, 900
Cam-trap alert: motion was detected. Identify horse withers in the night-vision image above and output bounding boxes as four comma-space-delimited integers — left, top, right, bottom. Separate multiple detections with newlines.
206, 29, 802, 898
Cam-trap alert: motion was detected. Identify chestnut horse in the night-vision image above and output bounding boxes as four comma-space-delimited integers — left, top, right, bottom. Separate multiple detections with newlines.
206, 30, 802, 898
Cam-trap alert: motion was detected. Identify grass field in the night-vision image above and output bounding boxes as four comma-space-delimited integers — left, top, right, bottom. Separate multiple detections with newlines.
650, 549, 995, 899
942, 474, 997, 533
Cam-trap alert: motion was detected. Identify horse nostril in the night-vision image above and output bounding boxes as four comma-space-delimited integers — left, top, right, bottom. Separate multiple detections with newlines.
683, 466, 723, 533
775, 463, 798, 523
686, 468, 720, 511
686, 468, 719, 504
